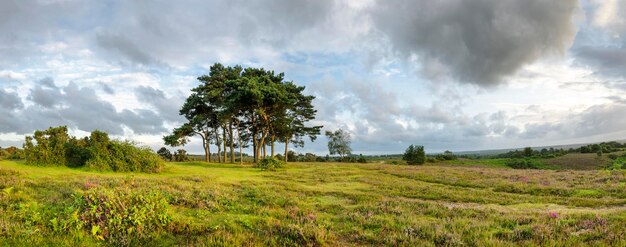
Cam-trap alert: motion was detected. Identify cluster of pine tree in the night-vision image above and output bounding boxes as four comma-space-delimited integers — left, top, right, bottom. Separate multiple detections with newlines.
164, 63, 322, 163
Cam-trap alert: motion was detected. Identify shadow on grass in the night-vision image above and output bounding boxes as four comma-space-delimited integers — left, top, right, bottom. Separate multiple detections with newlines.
172, 161, 252, 169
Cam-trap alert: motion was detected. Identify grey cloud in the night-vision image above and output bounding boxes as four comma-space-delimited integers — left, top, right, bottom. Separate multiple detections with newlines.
90, 0, 335, 67
28, 78, 63, 108
134, 86, 185, 122
574, 45, 626, 77
100, 82, 115, 94
4, 80, 168, 135
309, 78, 519, 151
370, 0, 579, 85
96, 33, 164, 67
0, 89, 23, 110
0, 1, 99, 66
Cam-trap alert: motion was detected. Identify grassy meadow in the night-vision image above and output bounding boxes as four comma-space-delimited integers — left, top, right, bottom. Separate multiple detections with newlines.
1, 158, 625, 246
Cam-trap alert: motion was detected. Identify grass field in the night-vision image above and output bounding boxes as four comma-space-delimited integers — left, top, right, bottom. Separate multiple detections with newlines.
1, 160, 625, 246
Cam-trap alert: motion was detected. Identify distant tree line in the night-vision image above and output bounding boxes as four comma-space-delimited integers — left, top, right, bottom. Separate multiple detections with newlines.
23, 126, 163, 173
273, 151, 367, 163
0, 146, 24, 160
164, 63, 322, 164
492, 142, 626, 159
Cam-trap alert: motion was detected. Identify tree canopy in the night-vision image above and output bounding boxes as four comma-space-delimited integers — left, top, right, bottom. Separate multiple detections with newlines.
325, 129, 352, 158
403, 144, 425, 165
164, 63, 322, 163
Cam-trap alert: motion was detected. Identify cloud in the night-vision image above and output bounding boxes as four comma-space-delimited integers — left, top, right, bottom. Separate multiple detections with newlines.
591, 0, 626, 37
574, 45, 626, 77
0, 70, 27, 81
134, 86, 185, 122
369, 0, 579, 85
5, 80, 168, 135
0, 89, 23, 110
96, 33, 164, 67
100, 82, 115, 94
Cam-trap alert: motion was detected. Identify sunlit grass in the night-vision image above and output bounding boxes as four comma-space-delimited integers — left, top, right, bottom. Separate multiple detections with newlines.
1, 160, 625, 246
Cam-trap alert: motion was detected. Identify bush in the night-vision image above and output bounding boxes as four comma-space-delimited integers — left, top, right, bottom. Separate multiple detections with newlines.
157, 147, 173, 161
608, 158, 626, 170
86, 141, 164, 173
506, 159, 540, 169
357, 155, 367, 163
403, 145, 425, 165
173, 149, 191, 162
435, 150, 457, 161
23, 126, 163, 173
77, 188, 172, 245
255, 157, 286, 170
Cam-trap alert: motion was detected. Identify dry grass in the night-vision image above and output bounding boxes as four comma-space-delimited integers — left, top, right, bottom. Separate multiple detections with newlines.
543, 153, 612, 170
1, 160, 625, 246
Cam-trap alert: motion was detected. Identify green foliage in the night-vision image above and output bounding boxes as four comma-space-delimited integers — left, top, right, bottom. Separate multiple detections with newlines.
434, 150, 457, 161
0, 146, 23, 160
24, 126, 70, 166
357, 154, 367, 163
157, 147, 173, 161
1, 160, 626, 245
255, 157, 285, 170
78, 188, 172, 245
325, 129, 352, 158
495, 147, 568, 159
165, 63, 322, 164
173, 149, 191, 162
608, 158, 626, 170
23, 126, 163, 173
579, 142, 623, 154
505, 159, 541, 169
86, 141, 164, 173
403, 145, 425, 165
523, 147, 533, 157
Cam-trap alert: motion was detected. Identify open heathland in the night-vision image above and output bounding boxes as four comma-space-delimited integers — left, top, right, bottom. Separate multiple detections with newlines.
1, 160, 625, 246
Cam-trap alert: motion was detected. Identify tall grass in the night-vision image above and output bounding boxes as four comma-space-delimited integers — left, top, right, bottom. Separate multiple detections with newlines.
0, 160, 625, 246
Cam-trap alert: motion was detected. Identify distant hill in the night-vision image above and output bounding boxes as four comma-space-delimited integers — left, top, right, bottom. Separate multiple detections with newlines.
448, 140, 626, 156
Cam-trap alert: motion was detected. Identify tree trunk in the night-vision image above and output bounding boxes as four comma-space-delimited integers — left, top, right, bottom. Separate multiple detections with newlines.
215, 129, 222, 163
263, 144, 266, 159
252, 115, 258, 163
202, 135, 209, 162
229, 122, 235, 163
271, 135, 275, 157
259, 127, 268, 160
222, 126, 227, 163
284, 139, 289, 163
236, 121, 243, 165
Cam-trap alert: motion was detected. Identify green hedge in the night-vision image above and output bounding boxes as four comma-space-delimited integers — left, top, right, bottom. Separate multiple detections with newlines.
23, 126, 163, 173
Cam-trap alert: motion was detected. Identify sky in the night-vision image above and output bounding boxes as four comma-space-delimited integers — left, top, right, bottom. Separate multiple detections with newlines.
1, 0, 626, 155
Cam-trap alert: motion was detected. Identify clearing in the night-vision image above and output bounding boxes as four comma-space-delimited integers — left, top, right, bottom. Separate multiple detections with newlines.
1, 160, 625, 246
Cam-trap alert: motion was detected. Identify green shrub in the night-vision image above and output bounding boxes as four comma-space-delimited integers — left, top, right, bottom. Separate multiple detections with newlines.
357, 155, 367, 163
86, 141, 164, 173
403, 145, 425, 165
24, 126, 70, 166
255, 157, 286, 170
505, 159, 540, 169
608, 158, 626, 170
23, 126, 163, 173
77, 188, 172, 245
173, 149, 191, 162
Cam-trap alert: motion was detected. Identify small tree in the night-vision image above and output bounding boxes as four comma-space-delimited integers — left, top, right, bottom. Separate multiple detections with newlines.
173, 149, 190, 162
325, 129, 352, 159
157, 147, 173, 161
523, 147, 533, 157
403, 145, 425, 165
